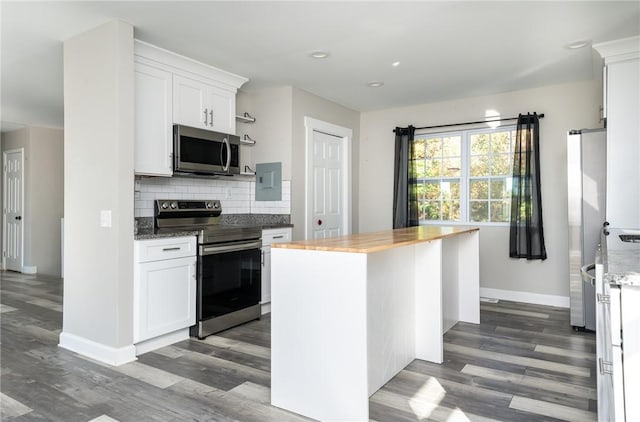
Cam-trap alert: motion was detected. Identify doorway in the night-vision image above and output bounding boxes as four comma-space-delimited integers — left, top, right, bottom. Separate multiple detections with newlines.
2, 148, 24, 272
304, 117, 352, 240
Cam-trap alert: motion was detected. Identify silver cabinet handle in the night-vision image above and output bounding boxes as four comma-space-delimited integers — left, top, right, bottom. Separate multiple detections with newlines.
272, 235, 284, 239
203, 108, 208, 126
209, 109, 213, 127
162, 247, 181, 252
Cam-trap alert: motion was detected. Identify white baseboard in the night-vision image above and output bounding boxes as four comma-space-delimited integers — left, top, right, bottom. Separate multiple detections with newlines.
135, 328, 189, 356
480, 287, 570, 308
59, 332, 137, 366
261, 302, 271, 315
22, 266, 37, 274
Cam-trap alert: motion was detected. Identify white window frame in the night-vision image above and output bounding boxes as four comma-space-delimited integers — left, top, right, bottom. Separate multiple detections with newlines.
414, 125, 516, 226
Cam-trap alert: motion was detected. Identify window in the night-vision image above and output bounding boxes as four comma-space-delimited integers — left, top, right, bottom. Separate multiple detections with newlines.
412, 126, 516, 224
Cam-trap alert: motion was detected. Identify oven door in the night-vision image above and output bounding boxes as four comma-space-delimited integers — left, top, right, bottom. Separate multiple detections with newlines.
198, 239, 261, 320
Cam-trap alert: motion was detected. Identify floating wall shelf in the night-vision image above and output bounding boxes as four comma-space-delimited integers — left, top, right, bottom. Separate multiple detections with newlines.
236, 112, 256, 124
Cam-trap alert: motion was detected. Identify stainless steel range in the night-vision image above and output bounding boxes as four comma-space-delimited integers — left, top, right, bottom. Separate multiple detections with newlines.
155, 199, 262, 339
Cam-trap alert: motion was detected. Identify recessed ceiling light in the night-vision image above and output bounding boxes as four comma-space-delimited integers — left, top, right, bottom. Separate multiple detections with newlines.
310, 50, 330, 59
367, 81, 384, 88
392, 61, 400, 67
565, 40, 590, 50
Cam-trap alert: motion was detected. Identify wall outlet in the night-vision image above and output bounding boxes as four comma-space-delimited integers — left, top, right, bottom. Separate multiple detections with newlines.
100, 210, 112, 228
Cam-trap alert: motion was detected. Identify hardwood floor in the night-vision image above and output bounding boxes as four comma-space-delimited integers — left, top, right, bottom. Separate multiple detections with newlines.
1, 271, 597, 421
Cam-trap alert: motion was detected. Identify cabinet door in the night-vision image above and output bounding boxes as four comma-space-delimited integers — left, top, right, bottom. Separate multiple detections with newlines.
134, 256, 196, 343
261, 228, 292, 306
135, 63, 173, 176
173, 74, 208, 129
205, 85, 236, 135
261, 245, 271, 304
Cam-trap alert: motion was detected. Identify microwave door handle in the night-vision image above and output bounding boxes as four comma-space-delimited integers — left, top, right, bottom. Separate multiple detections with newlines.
223, 137, 230, 172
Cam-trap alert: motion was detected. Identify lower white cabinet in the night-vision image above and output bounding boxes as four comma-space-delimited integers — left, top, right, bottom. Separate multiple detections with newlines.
134, 236, 197, 346
261, 227, 292, 313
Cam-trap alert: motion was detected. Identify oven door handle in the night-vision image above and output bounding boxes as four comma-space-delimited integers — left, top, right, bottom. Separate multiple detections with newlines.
200, 240, 262, 255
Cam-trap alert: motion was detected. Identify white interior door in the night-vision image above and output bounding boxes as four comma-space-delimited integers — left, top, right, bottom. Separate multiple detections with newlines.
3, 149, 24, 272
305, 117, 352, 240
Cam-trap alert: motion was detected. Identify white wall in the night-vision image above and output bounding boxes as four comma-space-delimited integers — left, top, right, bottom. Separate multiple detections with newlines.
360, 80, 601, 300
292, 87, 360, 241
61, 21, 135, 363
1, 127, 63, 276
237, 86, 293, 179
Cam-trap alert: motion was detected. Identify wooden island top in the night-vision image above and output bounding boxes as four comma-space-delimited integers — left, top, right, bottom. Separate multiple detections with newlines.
272, 225, 479, 254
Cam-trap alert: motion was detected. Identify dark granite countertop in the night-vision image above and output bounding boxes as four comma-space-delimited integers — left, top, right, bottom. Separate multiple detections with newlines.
134, 214, 292, 241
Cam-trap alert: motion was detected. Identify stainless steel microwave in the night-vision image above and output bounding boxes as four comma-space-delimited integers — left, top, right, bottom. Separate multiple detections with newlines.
173, 125, 240, 176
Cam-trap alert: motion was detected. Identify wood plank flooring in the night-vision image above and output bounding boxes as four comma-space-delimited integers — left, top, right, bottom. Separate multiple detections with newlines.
1, 271, 597, 421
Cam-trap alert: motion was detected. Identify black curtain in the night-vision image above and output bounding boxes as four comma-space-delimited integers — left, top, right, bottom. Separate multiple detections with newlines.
510, 113, 547, 260
393, 126, 418, 228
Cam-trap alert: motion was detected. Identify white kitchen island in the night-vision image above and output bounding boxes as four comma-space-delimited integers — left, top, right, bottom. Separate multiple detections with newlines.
270, 225, 480, 421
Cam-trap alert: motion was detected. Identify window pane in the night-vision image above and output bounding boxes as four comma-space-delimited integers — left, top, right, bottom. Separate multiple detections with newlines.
443, 158, 461, 177
442, 201, 460, 221
412, 139, 426, 159
470, 201, 489, 222
470, 156, 489, 176
490, 178, 510, 199
413, 160, 426, 178
415, 182, 425, 200
448, 181, 461, 198
442, 136, 461, 157
470, 179, 489, 199
425, 182, 440, 200
425, 138, 442, 158
423, 202, 441, 220
491, 132, 510, 153
490, 200, 510, 222
470, 134, 489, 155
491, 154, 510, 175
426, 159, 442, 177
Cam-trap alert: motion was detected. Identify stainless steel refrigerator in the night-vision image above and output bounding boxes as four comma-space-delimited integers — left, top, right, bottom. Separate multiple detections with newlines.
567, 128, 606, 331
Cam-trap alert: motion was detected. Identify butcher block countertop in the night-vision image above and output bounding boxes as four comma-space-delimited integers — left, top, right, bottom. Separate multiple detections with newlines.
272, 225, 479, 254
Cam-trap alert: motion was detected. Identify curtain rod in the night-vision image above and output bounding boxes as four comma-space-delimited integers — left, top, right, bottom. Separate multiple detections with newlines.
393, 113, 544, 132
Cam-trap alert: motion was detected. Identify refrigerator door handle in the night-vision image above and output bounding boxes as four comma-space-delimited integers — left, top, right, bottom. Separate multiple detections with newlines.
581, 263, 596, 286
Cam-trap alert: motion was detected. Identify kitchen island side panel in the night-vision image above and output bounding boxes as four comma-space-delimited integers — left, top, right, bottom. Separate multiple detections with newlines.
270, 248, 370, 421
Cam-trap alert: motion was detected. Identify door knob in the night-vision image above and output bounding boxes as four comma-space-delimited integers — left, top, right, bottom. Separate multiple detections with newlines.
15, 216, 21, 220
317, 219, 323, 226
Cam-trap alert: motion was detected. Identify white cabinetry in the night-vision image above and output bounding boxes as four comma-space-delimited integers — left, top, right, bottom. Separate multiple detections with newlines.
134, 236, 197, 354
261, 227, 292, 314
133, 40, 248, 176
134, 62, 173, 176
594, 36, 640, 228
173, 74, 236, 135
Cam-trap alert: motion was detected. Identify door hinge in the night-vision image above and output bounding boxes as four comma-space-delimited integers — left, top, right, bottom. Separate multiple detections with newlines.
597, 293, 610, 304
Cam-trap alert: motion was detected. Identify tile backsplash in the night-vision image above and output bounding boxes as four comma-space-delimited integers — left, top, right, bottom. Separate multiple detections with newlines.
134, 176, 291, 217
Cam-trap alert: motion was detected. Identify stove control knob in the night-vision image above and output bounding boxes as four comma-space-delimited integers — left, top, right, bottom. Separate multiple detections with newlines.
170, 201, 178, 209
161, 202, 169, 209
206, 202, 213, 209
214, 202, 220, 209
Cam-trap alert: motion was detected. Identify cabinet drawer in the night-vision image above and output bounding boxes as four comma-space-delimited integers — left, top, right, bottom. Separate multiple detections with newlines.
135, 236, 196, 263
262, 228, 292, 246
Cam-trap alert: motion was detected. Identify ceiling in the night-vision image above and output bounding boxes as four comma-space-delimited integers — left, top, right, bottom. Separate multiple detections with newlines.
2, 1, 639, 132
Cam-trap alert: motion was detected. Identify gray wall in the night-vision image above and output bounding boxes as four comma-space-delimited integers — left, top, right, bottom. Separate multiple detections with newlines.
359, 80, 602, 302
291, 87, 360, 241
2, 127, 64, 276
61, 20, 135, 353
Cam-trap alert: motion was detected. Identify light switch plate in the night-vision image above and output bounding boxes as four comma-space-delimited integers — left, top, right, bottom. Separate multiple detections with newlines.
100, 210, 112, 227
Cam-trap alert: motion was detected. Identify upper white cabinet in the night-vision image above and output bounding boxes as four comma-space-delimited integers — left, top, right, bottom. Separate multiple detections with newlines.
135, 62, 173, 176
173, 74, 236, 135
594, 36, 640, 228
133, 40, 248, 176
